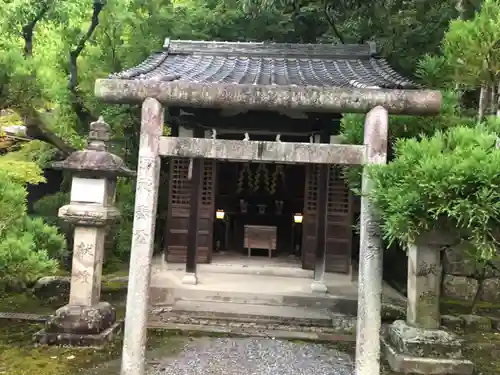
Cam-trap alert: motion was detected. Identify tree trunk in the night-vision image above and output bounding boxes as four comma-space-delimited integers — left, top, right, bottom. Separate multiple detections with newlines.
478, 85, 488, 123
490, 84, 497, 115
496, 81, 500, 117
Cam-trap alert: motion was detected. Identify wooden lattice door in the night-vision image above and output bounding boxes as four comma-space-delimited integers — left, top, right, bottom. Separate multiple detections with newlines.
302, 165, 352, 273
165, 158, 216, 263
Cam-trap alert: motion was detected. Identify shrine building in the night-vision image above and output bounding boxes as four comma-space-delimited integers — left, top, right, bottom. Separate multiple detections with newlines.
106, 39, 419, 275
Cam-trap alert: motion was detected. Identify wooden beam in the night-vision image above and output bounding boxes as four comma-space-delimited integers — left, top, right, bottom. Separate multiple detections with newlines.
158, 137, 365, 165
95, 79, 442, 116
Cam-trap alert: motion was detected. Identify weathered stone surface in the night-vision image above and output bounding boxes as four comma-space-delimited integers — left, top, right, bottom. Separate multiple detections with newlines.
460, 315, 492, 332
383, 337, 474, 375
94, 79, 442, 115
52, 117, 134, 178
440, 315, 463, 331
355, 106, 388, 375
382, 303, 406, 321
480, 278, 500, 302
121, 97, 164, 375
442, 275, 478, 302
35, 321, 123, 347
387, 320, 463, 359
33, 276, 71, 302
45, 302, 116, 334
443, 246, 477, 277
58, 203, 120, 226
159, 137, 365, 165
484, 260, 500, 278
406, 239, 442, 329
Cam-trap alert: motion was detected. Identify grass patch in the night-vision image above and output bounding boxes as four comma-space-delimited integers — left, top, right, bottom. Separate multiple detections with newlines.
0, 290, 127, 317
462, 332, 500, 375
0, 320, 122, 375
0, 293, 60, 314
441, 298, 500, 317
0, 322, 186, 375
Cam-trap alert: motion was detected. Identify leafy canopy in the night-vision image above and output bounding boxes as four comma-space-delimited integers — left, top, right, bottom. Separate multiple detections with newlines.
0, 156, 66, 287
443, 0, 500, 88
368, 125, 500, 261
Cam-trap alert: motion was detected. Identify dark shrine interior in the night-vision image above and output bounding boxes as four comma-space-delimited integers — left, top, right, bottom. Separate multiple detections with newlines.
212, 133, 308, 258
168, 108, 344, 261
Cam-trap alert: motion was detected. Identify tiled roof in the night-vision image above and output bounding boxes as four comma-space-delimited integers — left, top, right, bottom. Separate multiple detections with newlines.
110, 39, 418, 89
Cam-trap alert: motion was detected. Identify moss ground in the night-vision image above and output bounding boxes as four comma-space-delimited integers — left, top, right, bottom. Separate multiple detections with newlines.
0, 321, 187, 375
1, 267, 499, 375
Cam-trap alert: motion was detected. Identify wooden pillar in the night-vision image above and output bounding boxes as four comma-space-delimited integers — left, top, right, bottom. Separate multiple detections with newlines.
182, 127, 204, 285
311, 132, 330, 293
355, 106, 388, 375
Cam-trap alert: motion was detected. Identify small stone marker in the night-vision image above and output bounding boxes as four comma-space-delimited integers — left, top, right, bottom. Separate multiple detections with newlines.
382, 232, 474, 375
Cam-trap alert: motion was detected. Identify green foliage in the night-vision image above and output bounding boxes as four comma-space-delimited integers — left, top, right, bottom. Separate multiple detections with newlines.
0, 232, 57, 288
109, 178, 136, 261
368, 125, 500, 261
444, 0, 500, 88
33, 191, 69, 226
340, 91, 471, 191
415, 55, 454, 89
22, 216, 67, 261
0, 157, 46, 185
0, 158, 65, 287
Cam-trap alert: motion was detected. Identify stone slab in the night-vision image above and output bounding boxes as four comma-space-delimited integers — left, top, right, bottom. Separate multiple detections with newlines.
0, 312, 49, 322
383, 336, 474, 375
170, 300, 333, 327
147, 321, 357, 343
34, 321, 123, 347
159, 137, 365, 165
387, 320, 463, 359
45, 302, 116, 335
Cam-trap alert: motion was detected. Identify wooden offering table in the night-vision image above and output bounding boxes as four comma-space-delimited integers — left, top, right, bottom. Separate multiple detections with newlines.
244, 225, 277, 258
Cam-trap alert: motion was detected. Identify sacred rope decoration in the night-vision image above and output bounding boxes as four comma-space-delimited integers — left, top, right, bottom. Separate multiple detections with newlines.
253, 163, 270, 192
270, 165, 286, 194
237, 163, 252, 193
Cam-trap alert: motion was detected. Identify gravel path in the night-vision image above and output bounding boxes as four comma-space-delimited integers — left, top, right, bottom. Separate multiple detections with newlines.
151, 337, 354, 375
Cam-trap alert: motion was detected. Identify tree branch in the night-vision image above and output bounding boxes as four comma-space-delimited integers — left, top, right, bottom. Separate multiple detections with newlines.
19, 107, 76, 156
68, 1, 105, 125
21, 2, 50, 56
323, 2, 345, 44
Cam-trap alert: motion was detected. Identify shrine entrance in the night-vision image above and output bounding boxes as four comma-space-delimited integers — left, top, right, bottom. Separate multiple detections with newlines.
165, 130, 354, 272
212, 160, 305, 261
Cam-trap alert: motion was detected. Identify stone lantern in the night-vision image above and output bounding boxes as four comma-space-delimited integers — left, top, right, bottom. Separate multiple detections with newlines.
35, 116, 134, 346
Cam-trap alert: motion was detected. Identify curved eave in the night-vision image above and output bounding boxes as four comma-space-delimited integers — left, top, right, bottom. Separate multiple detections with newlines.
109, 50, 418, 90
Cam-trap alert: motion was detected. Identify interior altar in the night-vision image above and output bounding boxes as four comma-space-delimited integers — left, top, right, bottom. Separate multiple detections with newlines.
213, 161, 305, 256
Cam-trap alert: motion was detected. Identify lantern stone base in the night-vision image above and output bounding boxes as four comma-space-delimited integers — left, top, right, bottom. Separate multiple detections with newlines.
34, 302, 122, 347
382, 320, 474, 375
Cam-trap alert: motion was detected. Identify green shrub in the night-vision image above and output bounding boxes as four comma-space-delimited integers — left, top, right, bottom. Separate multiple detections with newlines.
0, 232, 58, 288
340, 91, 471, 191
368, 125, 500, 261
33, 191, 69, 227
0, 157, 66, 288
22, 216, 67, 261
107, 178, 135, 262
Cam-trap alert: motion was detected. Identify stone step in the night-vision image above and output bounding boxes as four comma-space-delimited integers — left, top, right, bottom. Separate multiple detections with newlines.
147, 321, 357, 343
167, 262, 315, 279
168, 300, 336, 327
151, 286, 360, 314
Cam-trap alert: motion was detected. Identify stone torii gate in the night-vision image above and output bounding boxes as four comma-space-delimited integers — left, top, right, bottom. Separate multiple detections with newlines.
94, 78, 441, 375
